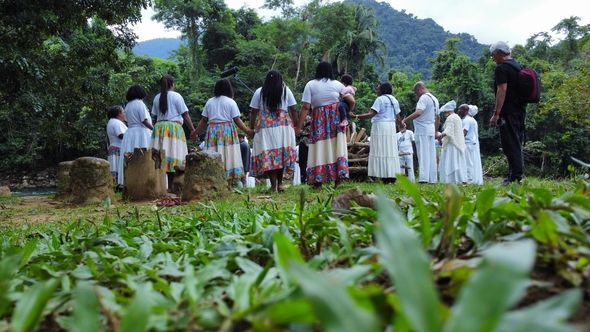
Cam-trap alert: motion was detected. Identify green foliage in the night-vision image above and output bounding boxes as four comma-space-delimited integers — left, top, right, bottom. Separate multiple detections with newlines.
0, 180, 587, 330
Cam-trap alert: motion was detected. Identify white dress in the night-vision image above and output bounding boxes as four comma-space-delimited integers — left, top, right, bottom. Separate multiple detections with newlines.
106, 118, 127, 185
439, 113, 467, 184
118, 99, 153, 185
368, 94, 402, 178
463, 115, 483, 184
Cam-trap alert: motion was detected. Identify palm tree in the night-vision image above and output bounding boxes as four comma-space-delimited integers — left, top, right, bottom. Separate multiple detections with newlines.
333, 5, 386, 78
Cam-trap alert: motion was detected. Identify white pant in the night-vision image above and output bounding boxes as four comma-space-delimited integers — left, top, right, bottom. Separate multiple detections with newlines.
415, 135, 438, 183
399, 154, 415, 181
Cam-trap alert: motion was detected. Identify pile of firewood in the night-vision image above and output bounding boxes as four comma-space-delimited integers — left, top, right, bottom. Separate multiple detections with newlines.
346, 123, 370, 177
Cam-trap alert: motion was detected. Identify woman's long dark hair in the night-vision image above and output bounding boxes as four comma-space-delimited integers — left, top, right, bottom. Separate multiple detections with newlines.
261, 70, 285, 112
315, 61, 335, 80
159, 75, 174, 114
214, 79, 234, 98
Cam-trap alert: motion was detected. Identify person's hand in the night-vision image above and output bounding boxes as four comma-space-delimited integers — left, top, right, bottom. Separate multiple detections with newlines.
248, 129, 255, 139
190, 129, 198, 139
400, 121, 406, 130
490, 114, 500, 128
295, 127, 302, 136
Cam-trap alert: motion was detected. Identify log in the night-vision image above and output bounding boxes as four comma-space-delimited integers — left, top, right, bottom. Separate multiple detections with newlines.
356, 148, 368, 155
346, 126, 351, 143
348, 158, 368, 164
350, 132, 358, 144
348, 166, 368, 173
356, 128, 366, 143
348, 142, 370, 148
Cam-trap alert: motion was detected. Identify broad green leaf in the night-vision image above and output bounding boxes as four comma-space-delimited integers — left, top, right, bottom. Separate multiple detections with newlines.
272, 232, 304, 284
0, 254, 20, 316
375, 193, 444, 332
396, 176, 432, 246
443, 240, 536, 332
120, 283, 152, 332
18, 239, 37, 268
71, 282, 101, 332
11, 279, 58, 332
496, 289, 582, 332
475, 188, 496, 226
288, 263, 380, 332
530, 211, 559, 246
264, 298, 315, 324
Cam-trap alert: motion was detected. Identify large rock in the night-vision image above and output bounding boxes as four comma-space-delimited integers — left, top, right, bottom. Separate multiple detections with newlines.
69, 157, 114, 204
56, 161, 75, 199
182, 151, 228, 202
0, 186, 10, 197
123, 148, 167, 201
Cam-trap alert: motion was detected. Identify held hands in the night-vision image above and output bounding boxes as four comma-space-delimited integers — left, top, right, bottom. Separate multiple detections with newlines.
489, 114, 500, 128
190, 129, 198, 140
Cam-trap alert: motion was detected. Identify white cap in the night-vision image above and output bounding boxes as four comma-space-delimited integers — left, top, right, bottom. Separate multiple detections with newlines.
468, 105, 479, 117
439, 100, 456, 114
490, 41, 511, 54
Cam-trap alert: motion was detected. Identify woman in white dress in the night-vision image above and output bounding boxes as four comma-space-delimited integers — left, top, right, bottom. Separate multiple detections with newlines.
106, 106, 127, 186
459, 104, 483, 184
118, 85, 154, 186
436, 101, 467, 184
352, 82, 403, 183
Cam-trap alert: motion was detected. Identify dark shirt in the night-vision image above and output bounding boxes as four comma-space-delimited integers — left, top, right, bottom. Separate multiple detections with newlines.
493, 59, 527, 115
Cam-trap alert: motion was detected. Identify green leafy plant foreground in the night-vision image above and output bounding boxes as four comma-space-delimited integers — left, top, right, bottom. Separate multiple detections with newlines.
0, 180, 589, 331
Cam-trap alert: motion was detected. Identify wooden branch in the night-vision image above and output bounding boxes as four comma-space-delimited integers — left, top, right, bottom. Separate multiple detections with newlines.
348, 142, 370, 148
356, 128, 366, 143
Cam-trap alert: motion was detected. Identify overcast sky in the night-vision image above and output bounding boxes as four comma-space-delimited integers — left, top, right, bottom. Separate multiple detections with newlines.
133, 0, 590, 47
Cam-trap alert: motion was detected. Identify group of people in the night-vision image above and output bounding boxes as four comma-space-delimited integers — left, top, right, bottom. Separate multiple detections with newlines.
107, 40, 528, 191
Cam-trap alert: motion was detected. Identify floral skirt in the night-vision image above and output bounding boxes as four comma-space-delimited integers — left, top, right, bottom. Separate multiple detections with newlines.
306, 103, 349, 184
251, 108, 297, 178
151, 122, 188, 173
206, 121, 244, 179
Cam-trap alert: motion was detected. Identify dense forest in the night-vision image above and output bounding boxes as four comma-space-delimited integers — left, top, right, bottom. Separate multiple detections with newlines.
1, 0, 589, 178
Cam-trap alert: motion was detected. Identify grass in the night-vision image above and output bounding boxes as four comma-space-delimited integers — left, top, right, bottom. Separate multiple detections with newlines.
0, 177, 588, 331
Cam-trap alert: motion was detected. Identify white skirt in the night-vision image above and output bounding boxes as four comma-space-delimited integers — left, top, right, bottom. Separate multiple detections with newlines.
368, 121, 401, 178
439, 144, 467, 184
465, 143, 483, 184
118, 126, 153, 185
107, 148, 123, 185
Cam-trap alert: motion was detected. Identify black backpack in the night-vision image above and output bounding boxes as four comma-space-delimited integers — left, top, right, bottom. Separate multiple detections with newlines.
504, 61, 541, 104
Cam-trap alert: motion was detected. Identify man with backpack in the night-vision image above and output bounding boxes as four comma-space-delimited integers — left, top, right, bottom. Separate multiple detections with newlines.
489, 41, 527, 185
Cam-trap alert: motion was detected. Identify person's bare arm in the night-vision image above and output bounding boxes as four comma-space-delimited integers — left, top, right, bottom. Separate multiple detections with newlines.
355, 109, 377, 120
288, 105, 298, 128
142, 119, 153, 130
402, 108, 424, 124
343, 95, 356, 112
250, 108, 259, 129
195, 117, 208, 137
182, 112, 196, 138
296, 103, 311, 135
233, 116, 254, 137
490, 83, 507, 127
435, 114, 440, 133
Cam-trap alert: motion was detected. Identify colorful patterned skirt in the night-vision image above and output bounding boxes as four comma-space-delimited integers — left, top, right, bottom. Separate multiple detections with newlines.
151, 121, 188, 173
306, 102, 349, 184
107, 146, 122, 185
251, 108, 297, 178
206, 121, 244, 179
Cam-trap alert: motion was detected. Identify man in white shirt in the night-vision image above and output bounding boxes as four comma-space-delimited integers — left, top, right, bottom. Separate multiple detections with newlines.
396, 128, 415, 181
402, 81, 439, 183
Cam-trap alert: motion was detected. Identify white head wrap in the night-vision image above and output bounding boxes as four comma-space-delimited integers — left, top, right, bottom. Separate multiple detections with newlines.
468, 105, 478, 117
439, 100, 456, 114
